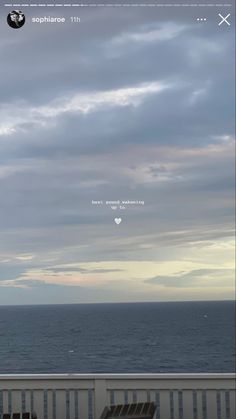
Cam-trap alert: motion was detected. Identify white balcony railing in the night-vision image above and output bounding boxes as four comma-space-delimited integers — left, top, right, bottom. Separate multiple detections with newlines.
0, 373, 235, 419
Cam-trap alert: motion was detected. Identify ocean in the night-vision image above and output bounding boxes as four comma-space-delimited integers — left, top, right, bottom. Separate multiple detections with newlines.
0, 300, 235, 374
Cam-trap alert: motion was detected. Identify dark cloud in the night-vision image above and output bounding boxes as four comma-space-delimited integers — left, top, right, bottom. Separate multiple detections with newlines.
145, 269, 235, 288
43, 267, 123, 274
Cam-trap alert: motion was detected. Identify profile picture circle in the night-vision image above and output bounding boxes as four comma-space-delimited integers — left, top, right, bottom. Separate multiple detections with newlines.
7, 10, 25, 29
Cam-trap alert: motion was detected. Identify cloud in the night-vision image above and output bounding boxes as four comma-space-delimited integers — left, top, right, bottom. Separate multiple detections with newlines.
110, 22, 187, 45
15, 254, 35, 261
145, 269, 235, 288
0, 81, 169, 137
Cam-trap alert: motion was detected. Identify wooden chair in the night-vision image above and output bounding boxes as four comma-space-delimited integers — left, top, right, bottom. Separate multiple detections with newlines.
100, 402, 156, 419
0, 413, 37, 419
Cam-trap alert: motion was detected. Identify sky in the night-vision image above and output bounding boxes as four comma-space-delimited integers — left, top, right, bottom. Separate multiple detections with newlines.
0, 2, 235, 304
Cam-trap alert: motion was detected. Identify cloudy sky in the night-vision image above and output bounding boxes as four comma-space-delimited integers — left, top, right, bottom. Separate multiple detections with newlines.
0, 3, 235, 304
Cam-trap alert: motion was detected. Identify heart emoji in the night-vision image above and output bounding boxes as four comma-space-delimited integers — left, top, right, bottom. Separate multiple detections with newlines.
114, 218, 122, 225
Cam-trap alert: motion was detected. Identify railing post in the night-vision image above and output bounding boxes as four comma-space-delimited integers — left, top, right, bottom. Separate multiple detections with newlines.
94, 378, 107, 419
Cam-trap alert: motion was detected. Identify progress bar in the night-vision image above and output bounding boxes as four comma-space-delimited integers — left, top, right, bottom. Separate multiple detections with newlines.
3, 3, 233, 8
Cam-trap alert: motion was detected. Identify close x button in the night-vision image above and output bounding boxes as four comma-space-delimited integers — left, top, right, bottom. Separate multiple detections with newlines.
218, 13, 231, 26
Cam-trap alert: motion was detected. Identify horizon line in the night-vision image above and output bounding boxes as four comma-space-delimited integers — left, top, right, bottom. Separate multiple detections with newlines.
0, 299, 235, 308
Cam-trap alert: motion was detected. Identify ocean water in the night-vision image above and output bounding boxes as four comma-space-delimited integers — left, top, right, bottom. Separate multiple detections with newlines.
0, 301, 235, 373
